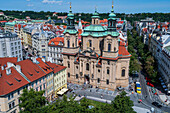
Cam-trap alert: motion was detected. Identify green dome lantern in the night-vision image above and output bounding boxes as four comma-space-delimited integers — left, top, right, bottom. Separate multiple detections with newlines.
92, 7, 100, 18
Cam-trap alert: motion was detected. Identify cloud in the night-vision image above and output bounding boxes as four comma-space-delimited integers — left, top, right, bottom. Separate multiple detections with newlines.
27, 4, 34, 7
42, 0, 63, 5
26, 0, 30, 1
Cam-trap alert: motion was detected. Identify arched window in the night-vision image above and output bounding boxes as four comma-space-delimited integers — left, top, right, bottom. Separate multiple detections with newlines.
89, 40, 92, 47
114, 47, 116, 52
97, 78, 100, 83
106, 79, 109, 85
122, 69, 125, 77
68, 73, 70, 78
108, 43, 111, 52
86, 63, 89, 71
107, 69, 110, 74
67, 40, 70, 48
76, 74, 78, 79
110, 21, 112, 27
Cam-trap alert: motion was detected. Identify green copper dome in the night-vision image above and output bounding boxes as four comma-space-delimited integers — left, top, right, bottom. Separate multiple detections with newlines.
84, 25, 106, 32
91, 8, 99, 18
81, 25, 107, 37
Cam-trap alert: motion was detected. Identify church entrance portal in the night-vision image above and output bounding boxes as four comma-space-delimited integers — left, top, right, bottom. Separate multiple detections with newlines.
84, 74, 90, 84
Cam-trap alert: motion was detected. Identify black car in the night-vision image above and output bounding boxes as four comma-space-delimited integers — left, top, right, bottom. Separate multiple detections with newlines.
152, 102, 162, 108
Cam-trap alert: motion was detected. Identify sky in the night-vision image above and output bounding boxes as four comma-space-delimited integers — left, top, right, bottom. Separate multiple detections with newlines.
0, 0, 170, 14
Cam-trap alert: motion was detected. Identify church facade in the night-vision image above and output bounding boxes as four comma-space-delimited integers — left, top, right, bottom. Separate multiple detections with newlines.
62, 4, 131, 90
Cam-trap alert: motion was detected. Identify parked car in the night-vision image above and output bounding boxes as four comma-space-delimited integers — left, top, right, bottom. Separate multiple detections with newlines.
152, 102, 162, 108
145, 77, 151, 81
68, 88, 73, 92
147, 82, 154, 87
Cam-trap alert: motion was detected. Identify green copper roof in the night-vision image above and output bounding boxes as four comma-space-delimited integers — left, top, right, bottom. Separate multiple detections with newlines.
81, 32, 108, 37
5, 21, 27, 26
63, 29, 78, 34
106, 31, 120, 37
67, 13, 74, 17
92, 8, 99, 18
84, 25, 106, 32
31, 20, 44, 22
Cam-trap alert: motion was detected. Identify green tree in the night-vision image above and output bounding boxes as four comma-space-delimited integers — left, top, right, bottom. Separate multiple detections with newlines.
112, 91, 136, 113
19, 88, 47, 113
144, 55, 157, 82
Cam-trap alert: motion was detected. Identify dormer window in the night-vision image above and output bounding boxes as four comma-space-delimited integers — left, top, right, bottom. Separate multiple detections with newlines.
6, 81, 13, 86
15, 78, 21, 82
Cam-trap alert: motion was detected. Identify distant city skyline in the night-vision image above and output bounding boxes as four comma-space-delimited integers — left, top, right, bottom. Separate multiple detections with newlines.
0, 0, 170, 14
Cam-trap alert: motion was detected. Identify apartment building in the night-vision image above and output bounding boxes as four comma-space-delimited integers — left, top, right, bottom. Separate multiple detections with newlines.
0, 30, 22, 61
0, 57, 67, 112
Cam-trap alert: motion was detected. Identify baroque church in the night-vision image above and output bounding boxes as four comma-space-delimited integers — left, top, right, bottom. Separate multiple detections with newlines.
62, 3, 131, 90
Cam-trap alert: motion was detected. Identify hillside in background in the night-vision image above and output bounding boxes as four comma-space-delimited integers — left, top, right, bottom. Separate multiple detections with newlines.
0, 10, 170, 23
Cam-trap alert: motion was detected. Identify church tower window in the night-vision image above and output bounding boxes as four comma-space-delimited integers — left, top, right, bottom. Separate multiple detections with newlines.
121, 69, 125, 77
108, 43, 111, 52
86, 63, 89, 71
67, 40, 70, 48
89, 40, 92, 47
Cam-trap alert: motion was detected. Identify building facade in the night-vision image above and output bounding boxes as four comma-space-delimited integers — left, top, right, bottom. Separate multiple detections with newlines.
0, 57, 67, 112
62, 4, 131, 90
0, 30, 22, 61
48, 37, 64, 65
32, 29, 55, 59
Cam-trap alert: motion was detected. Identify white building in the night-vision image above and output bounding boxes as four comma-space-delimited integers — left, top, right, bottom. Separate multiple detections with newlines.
0, 30, 22, 61
32, 29, 55, 59
47, 37, 64, 65
159, 46, 170, 94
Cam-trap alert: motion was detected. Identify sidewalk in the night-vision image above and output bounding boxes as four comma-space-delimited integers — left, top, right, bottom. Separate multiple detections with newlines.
132, 106, 151, 113
157, 89, 170, 106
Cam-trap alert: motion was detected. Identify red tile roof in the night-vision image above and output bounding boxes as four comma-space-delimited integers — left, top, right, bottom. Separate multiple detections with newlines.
0, 67, 29, 96
36, 58, 53, 74
46, 62, 66, 74
119, 41, 130, 56
16, 59, 46, 82
0, 57, 18, 71
48, 37, 64, 47
0, 21, 7, 23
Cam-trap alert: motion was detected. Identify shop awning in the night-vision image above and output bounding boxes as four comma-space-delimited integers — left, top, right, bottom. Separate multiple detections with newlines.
57, 91, 64, 95
61, 88, 68, 93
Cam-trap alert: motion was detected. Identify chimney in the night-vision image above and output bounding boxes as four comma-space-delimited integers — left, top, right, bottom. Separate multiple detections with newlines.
16, 65, 21, 73
42, 58, 45, 62
6, 68, 11, 75
1, 66, 4, 70
31, 57, 37, 63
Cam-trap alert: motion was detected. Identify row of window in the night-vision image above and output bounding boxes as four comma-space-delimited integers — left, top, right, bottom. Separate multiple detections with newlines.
10, 42, 20, 46
68, 69, 125, 79
47, 79, 53, 87
49, 47, 62, 52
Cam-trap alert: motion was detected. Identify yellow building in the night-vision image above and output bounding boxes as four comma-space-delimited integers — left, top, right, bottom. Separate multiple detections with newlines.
46, 62, 67, 98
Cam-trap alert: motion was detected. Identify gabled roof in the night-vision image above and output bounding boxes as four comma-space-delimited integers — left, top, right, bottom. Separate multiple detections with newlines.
16, 59, 46, 82
46, 62, 66, 74
0, 57, 18, 71
36, 58, 53, 74
0, 67, 29, 96
118, 41, 130, 56
48, 37, 64, 47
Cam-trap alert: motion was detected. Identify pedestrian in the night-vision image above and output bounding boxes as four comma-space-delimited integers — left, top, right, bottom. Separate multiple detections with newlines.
101, 94, 103, 99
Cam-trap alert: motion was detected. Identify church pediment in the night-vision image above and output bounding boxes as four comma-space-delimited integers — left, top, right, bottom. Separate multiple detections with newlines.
81, 48, 99, 57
